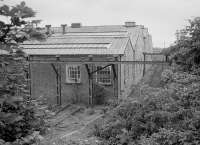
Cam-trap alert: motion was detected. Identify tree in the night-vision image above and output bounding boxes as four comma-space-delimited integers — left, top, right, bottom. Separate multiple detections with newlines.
167, 17, 200, 73
0, 1, 46, 144
31, 19, 42, 28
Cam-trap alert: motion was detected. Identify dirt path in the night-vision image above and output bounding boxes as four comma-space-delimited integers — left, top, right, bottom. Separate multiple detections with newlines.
41, 105, 105, 145
42, 64, 168, 145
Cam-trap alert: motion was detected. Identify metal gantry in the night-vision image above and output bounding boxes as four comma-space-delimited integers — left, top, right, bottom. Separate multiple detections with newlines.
27, 53, 169, 105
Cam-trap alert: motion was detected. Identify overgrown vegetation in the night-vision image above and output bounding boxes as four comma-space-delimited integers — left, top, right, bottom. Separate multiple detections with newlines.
163, 17, 200, 74
1, 1, 199, 144
92, 17, 200, 145
0, 1, 46, 145
93, 65, 200, 145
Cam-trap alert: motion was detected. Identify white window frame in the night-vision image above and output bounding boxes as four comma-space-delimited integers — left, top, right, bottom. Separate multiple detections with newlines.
95, 65, 112, 85
66, 65, 81, 83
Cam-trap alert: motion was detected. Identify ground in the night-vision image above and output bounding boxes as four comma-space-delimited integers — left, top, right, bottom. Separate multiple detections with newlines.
40, 104, 105, 145
40, 64, 167, 145
128, 64, 168, 101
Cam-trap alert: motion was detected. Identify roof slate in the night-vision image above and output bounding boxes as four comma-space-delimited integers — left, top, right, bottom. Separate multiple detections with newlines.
22, 36, 129, 55
22, 25, 142, 55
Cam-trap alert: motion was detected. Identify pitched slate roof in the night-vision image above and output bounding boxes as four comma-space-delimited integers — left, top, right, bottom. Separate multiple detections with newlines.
22, 36, 129, 55
22, 25, 142, 55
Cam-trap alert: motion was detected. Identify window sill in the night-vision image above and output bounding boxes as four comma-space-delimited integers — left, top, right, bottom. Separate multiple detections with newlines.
103, 84, 112, 86
65, 82, 82, 85
97, 83, 112, 86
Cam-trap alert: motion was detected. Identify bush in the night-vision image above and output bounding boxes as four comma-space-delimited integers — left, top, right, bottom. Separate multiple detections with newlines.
166, 17, 200, 72
0, 2, 46, 144
161, 69, 173, 83
93, 70, 200, 145
139, 128, 186, 145
94, 16, 200, 145
0, 55, 46, 144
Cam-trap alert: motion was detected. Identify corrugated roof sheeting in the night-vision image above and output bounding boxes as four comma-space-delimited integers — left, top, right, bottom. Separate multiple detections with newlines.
22, 37, 129, 55
22, 25, 143, 55
22, 43, 111, 49
24, 48, 123, 55
24, 37, 112, 44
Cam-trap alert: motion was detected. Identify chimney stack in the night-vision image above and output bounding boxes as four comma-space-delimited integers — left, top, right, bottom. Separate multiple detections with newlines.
71, 23, 82, 28
45, 25, 51, 34
61, 24, 67, 34
140, 25, 145, 29
124, 21, 136, 27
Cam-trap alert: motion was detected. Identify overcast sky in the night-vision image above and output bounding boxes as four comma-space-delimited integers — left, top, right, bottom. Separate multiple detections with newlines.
1, 0, 200, 48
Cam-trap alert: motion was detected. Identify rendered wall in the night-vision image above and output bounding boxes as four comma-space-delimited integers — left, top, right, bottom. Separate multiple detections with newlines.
120, 40, 135, 98
119, 27, 153, 98
30, 56, 117, 105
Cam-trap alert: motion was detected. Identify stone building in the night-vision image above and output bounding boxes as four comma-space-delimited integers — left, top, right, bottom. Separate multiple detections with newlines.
22, 22, 153, 105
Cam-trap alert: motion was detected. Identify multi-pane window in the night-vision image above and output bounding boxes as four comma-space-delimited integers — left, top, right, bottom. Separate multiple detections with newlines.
96, 66, 111, 85
66, 65, 81, 83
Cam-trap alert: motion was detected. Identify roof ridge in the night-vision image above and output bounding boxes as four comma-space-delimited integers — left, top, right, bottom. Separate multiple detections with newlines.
48, 36, 129, 39
50, 25, 124, 28
22, 42, 112, 45
50, 25, 143, 28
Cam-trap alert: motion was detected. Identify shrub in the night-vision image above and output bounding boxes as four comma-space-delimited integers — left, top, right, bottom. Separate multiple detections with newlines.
166, 17, 200, 72
139, 128, 185, 145
0, 2, 46, 144
0, 55, 46, 144
161, 69, 173, 83
93, 70, 200, 145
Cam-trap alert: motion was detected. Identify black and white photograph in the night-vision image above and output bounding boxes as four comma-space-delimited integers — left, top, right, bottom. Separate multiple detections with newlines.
0, 0, 200, 144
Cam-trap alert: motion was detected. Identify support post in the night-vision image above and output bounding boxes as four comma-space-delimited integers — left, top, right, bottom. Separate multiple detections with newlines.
51, 63, 59, 105
143, 53, 146, 76
91, 65, 94, 106
56, 56, 62, 106
87, 55, 94, 105
27, 56, 31, 100
111, 64, 117, 98
51, 56, 61, 106
165, 55, 168, 62
111, 64, 117, 79
59, 63, 62, 105
89, 78, 92, 105
85, 64, 92, 105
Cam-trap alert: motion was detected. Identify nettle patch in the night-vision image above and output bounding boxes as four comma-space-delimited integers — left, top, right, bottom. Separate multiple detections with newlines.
0, 54, 47, 145
0, 1, 46, 144
93, 69, 200, 145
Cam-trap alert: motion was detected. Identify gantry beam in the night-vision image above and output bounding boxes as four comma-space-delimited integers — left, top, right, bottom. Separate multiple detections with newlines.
28, 60, 169, 65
